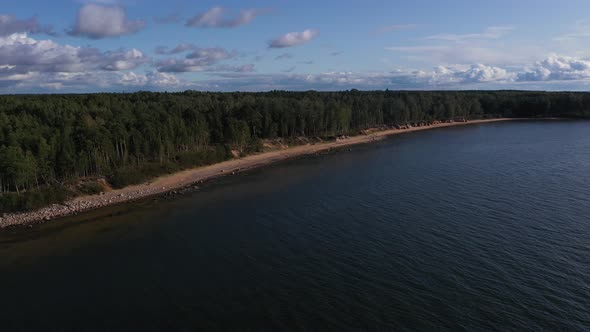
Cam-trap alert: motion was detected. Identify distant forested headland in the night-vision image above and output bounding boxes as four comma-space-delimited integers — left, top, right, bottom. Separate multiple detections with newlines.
1, 90, 589, 213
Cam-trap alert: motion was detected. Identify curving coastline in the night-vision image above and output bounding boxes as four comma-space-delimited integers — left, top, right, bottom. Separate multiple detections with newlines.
0, 118, 514, 229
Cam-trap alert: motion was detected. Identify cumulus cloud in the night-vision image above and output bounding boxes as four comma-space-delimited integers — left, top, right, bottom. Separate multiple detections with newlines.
518, 55, 590, 81
418, 64, 516, 85
68, 4, 145, 39
121, 71, 180, 87
0, 68, 188, 93
155, 43, 196, 55
14, 70, 184, 93
201, 71, 391, 91
186, 48, 235, 62
0, 33, 82, 73
0, 33, 190, 92
211, 64, 256, 73
269, 29, 318, 48
155, 47, 239, 72
0, 15, 54, 36
0, 33, 147, 78
100, 48, 146, 71
186, 7, 264, 28
156, 58, 204, 73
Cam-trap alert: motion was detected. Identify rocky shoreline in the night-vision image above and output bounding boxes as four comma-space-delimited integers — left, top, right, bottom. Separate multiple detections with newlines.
0, 185, 166, 228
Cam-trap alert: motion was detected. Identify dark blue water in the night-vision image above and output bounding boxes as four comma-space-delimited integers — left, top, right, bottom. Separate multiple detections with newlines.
1, 120, 590, 331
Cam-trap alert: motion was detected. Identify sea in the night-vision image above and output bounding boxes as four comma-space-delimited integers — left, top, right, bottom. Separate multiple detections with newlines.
1, 120, 589, 331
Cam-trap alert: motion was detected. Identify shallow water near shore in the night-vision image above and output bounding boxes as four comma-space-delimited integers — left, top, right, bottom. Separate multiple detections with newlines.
1, 120, 590, 331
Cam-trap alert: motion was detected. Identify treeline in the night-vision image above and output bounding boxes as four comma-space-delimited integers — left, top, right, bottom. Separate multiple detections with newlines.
1, 90, 589, 212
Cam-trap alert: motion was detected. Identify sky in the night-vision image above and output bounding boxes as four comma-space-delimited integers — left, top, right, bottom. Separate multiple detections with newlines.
2, 0, 590, 93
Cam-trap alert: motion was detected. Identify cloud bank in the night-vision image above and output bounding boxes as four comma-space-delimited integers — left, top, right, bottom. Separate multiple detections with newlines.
518, 55, 590, 81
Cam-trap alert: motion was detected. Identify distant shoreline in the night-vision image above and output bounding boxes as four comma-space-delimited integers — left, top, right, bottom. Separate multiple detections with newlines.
0, 118, 522, 229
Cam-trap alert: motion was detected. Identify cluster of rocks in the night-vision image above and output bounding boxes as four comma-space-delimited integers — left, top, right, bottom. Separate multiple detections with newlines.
0, 172, 234, 229
0, 185, 179, 229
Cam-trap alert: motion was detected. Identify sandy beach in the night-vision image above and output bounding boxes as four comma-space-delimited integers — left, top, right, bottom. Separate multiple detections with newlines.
0, 118, 513, 229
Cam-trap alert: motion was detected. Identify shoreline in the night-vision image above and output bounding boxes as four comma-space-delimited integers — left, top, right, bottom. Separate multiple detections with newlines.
0, 118, 515, 229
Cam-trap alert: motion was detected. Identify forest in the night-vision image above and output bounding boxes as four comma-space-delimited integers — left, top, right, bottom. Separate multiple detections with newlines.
1, 90, 590, 213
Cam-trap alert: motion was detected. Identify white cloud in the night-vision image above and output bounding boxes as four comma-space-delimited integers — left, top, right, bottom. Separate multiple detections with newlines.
269, 29, 318, 48
155, 44, 201, 55
122, 71, 180, 87
0, 33, 185, 92
100, 48, 146, 71
156, 58, 205, 73
186, 7, 263, 28
297, 64, 513, 88
0, 33, 86, 73
68, 4, 145, 39
0, 33, 146, 77
156, 47, 238, 72
422, 64, 516, 84
2, 70, 185, 93
518, 55, 590, 81
211, 64, 256, 73
147, 72, 180, 86
186, 48, 235, 62
426, 26, 513, 41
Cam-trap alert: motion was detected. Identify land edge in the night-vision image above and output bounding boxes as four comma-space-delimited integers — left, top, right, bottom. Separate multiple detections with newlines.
0, 118, 528, 229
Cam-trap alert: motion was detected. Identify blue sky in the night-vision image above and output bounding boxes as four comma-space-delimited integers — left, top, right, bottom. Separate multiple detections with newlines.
2, 0, 590, 92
